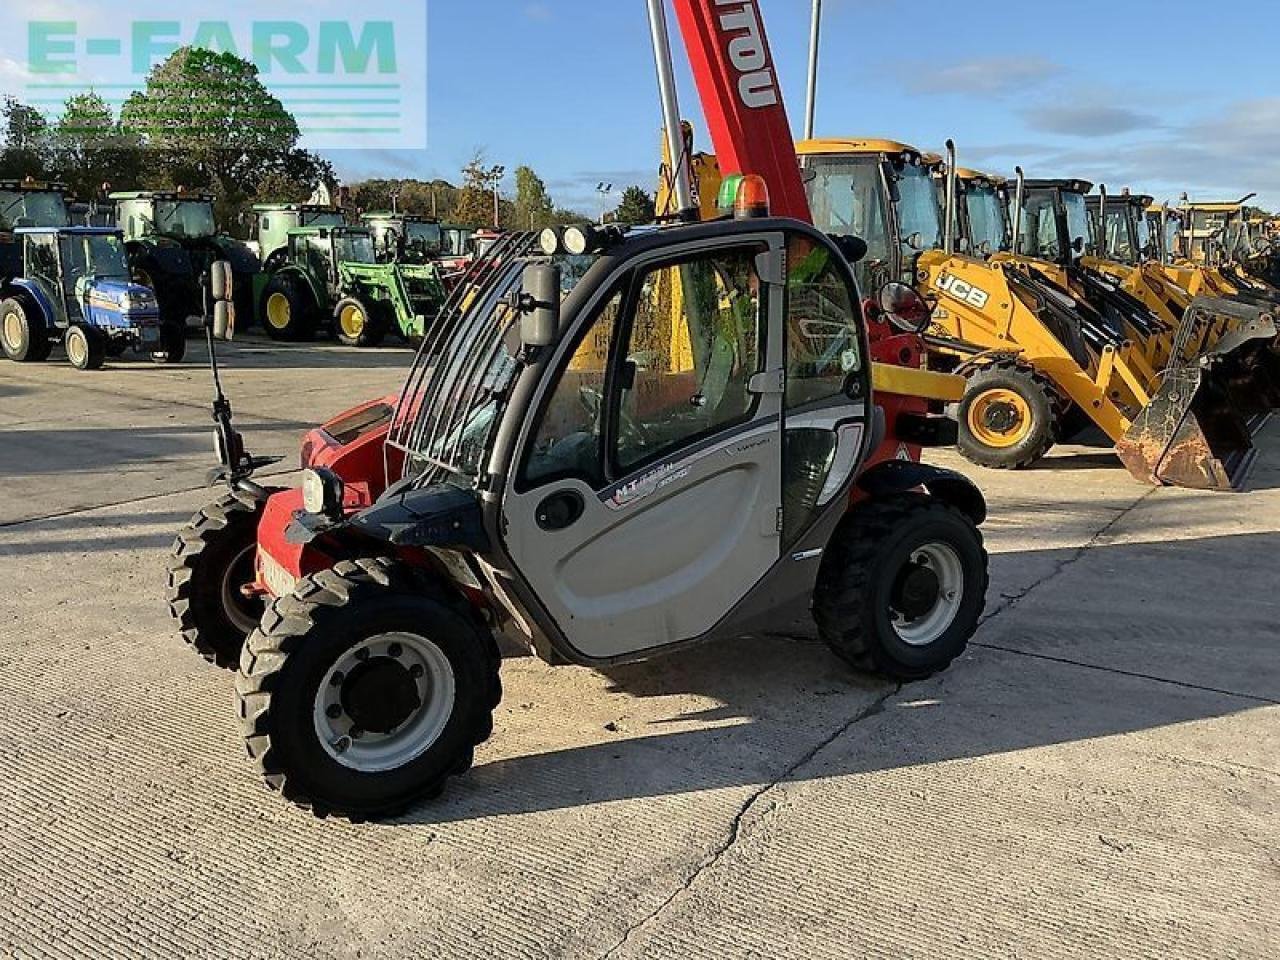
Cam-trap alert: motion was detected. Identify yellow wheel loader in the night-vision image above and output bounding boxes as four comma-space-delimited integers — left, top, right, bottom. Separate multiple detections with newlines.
795, 137, 1262, 490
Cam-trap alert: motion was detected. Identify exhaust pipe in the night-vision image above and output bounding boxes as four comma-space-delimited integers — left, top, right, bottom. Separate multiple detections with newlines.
1012, 167, 1025, 256
1097, 183, 1107, 258
944, 139, 957, 256
646, 0, 696, 221
804, 0, 822, 141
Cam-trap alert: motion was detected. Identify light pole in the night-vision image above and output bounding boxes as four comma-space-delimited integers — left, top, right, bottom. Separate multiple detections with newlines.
491, 165, 506, 229
597, 182, 613, 224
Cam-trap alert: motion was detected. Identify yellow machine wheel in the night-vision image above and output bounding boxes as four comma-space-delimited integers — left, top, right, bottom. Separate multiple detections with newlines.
260, 275, 314, 342
956, 362, 1060, 470
266, 293, 292, 331
333, 296, 386, 348
338, 303, 366, 340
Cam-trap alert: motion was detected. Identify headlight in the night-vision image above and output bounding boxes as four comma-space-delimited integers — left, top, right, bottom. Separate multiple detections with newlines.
119, 294, 133, 310
302, 467, 344, 519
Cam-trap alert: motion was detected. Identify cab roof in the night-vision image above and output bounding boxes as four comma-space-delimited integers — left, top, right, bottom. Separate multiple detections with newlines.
0, 179, 68, 193
361, 212, 439, 223
796, 137, 925, 159
14, 226, 122, 236
1022, 178, 1095, 195
953, 167, 1006, 185
1091, 193, 1154, 209
1184, 202, 1245, 212
287, 225, 371, 237
252, 203, 342, 213
110, 191, 216, 203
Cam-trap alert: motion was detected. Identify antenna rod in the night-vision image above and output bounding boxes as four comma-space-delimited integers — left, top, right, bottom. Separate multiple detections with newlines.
646, 0, 695, 219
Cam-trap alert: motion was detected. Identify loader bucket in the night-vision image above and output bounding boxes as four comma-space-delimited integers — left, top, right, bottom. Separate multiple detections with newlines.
1178, 298, 1280, 414
1115, 365, 1261, 491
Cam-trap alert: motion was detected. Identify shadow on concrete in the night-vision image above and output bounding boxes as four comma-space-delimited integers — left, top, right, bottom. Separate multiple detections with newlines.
393, 530, 1279, 825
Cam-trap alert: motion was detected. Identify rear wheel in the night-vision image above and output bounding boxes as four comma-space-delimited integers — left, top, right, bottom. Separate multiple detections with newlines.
1, 295, 51, 362
167, 488, 278, 668
237, 558, 501, 819
261, 275, 314, 341
333, 296, 386, 348
149, 322, 187, 364
957, 361, 1060, 469
814, 494, 988, 681
65, 324, 105, 370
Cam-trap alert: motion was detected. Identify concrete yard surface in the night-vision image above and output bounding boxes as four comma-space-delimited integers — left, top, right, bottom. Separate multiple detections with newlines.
0, 336, 1276, 959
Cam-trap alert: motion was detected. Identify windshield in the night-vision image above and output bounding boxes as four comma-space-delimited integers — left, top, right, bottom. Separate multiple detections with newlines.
1101, 208, 1135, 263
155, 200, 216, 239
406, 222, 444, 254
390, 240, 600, 481
58, 233, 131, 282
803, 155, 890, 292
0, 190, 70, 229
1163, 217, 1182, 260
1133, 210, 1151, 259
1020, 194, 1060, 259
1062, 193, 1091, 257
964, 183, 1008, 254
894, 163, 942, 254
303, 211, 345, 228
334, 233, 376, 264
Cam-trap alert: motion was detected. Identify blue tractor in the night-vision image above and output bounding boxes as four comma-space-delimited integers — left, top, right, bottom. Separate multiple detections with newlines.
0, 226, 182, 370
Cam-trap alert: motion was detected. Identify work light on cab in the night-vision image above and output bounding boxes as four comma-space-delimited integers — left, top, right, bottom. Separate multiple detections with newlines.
733, 174, 770, 219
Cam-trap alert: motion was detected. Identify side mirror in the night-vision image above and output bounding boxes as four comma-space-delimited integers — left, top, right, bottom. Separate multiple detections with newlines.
519, 263, 560, 348
904, 231, 925, 252
876, 281, 934, 333
833, 235, 868, 264
1072, 236, 1085, 254
212, 301, 235, 341
209, 261, 234, 303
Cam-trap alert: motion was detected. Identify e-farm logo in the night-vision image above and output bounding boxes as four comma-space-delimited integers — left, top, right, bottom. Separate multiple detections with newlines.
13, 3, 427, 150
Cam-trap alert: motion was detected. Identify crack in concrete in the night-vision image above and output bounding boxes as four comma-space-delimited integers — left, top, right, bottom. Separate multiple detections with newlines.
596, 685, 900, 960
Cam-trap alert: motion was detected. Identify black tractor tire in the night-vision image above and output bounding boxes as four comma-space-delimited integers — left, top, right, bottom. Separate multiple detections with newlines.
260, 274, 315, 342
956, 360, 1060, 469
333, 296, 386, 348
814, 494, 988, 682
65, 323, 106, 371
167, 487, 279, 668
236, 558, 502, 820
0, 295, 52, 362
149, 321, 187, 364
234, 277, 258, 333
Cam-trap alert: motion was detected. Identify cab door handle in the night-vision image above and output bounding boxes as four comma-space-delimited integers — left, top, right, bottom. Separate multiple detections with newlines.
536, 490, 585, 531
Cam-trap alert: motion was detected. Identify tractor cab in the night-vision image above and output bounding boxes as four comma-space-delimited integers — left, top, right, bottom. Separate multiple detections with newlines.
251, 203, 346, 270
950, 168, 1011, 258
1015, 179, 1096, 266
1146, 203, 1185, 264
360, 212, 445, 264
0, 179, 71, 230
1086, 192, 1156, 266
115, 190, 217, 242
1183, 203, 1241, 264
285, 225, 377, 294
797, 138, 944, 294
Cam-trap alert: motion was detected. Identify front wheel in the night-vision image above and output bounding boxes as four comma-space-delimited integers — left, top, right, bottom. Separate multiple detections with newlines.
813, 494, 988, 681
65, 324, 106, 370
236, 558, 501, 819
956, 362, 1060, 469
333, 296, 386, 348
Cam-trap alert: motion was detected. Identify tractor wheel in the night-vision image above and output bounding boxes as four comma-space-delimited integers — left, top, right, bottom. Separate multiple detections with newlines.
236, 558, 502, 820
333, 297, 386, 348
149, 322, 187, 364
813, 493, 988, 682
956, 361, 1060, 469
65, 324, 106, 371
261, 275, 314, 341
0, 295, 51, 362
167, 487, 279, 669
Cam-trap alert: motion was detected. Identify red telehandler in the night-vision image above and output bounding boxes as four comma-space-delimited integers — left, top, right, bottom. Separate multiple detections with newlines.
167, 0, 990, 819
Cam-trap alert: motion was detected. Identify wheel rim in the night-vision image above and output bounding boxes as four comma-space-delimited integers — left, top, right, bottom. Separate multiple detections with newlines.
338, 304, 365, 338
66, 330, 86, 366
2, 310, 22, 352
967, 388, 1032, 448
266, 293, 291, 330
219, 543, 263, 635
889, 542, 964, 647
313, 632, 456, 773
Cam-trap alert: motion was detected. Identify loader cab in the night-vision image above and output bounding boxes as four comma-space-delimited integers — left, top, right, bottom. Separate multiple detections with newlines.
0, 180, 72, 230
252, 204, 346, 269
384, 217, 877, 663
441, 225, 474, 258
797, 138, 943, 294
287, 226, 377, 290
952, 169, 1012, 257
1016, 180, 1095, 265
360, 213, 445, 264
1146, 204, 1185, 263
113, 191, 217, 242
1087, 193, 1155, 266
1183, 203, 1240, 264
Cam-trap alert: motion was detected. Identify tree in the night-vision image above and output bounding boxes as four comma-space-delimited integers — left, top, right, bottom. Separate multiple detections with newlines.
614, 185, 656, 226
513, 165, 555, 230
349, 178, 461, 219
121, 47, 301, 198
452, 151, 505, 228
0, 97, 53, 179
52, 92, 143, 198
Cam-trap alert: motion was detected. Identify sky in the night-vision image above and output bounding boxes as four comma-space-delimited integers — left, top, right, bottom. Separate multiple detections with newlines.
4, 0, 1278, 213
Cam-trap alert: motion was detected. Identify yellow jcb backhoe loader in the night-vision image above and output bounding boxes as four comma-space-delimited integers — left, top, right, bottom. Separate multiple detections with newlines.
795, 137, 1261, 490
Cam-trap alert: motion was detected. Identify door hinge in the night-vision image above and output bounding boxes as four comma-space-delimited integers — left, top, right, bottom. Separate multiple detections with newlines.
748, 369, 785, 395
776, 507, 784, 533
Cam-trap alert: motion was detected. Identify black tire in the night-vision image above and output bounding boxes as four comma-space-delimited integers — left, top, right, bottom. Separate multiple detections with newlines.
234, 276, 258, 333
167, 488, 278, 668
333, 296, 386, 348
0, 294, 52, 362
814, 494, 989, 682
149, 321, 187, 364
956, 360, 1060, 469
260, 274, 315, 341
236, 558, 501, 819
65, 323, 106, 371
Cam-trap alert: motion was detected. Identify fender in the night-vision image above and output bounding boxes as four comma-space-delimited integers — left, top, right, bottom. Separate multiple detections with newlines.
7, 278, 56, 329
855, 459, 987, 525
273, 264, 324, 308
284, 483, 489, 553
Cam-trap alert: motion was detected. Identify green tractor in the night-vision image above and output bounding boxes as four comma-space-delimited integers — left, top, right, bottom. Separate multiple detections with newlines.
250, 202, 347, 271
257, 225, 446, 346
359, 211, 446, 264
112, 189, 259, 328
